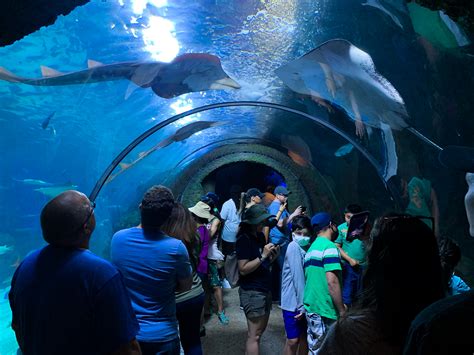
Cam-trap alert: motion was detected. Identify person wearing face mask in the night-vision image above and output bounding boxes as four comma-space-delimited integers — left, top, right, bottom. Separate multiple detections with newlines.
303, 212, 344, 354
281, 215, 312, 355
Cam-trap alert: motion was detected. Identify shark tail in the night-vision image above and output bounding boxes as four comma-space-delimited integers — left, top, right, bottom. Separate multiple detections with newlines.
0, 67, 23, 83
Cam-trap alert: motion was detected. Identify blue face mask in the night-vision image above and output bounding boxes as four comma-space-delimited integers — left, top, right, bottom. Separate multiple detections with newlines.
292, 233, 310, 248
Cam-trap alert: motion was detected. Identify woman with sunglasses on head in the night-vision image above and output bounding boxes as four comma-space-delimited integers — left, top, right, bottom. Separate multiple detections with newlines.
319, 214, 444, 355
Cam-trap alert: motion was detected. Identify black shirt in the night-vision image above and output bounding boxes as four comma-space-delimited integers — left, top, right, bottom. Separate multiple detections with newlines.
404, 290, 474, 355
236, 231, 271, 292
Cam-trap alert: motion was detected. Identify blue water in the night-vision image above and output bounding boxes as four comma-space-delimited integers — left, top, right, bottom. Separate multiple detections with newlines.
1, 0, 473, 352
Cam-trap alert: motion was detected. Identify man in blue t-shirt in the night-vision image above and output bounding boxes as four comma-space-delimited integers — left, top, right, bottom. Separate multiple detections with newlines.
111, 185, 192, 355
267, 186, 303, 302
9, 190, 140, 355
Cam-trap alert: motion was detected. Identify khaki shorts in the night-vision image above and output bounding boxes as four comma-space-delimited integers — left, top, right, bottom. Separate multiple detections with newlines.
239, 288, 272, 319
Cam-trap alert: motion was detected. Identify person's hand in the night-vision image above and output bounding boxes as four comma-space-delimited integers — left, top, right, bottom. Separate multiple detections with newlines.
294, 312, 305, 320
269, 245, 280, 261
279, 202, 287, 213
292, 205, 303, 217
349, 258, 360, 267
262, 243, 275, 259
355, 119, 365, 138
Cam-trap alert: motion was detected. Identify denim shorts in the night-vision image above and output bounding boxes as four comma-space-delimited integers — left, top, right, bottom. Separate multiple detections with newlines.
239, 288, 272, 319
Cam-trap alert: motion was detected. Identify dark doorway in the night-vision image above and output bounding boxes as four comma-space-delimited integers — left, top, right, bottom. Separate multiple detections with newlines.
202, 162, 285, 207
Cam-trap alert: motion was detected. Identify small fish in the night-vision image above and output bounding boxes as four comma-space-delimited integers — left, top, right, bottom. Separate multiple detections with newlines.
0, 245, 13, 255
34, 184, 78, 198
335, 143, 354, 157
106, 121, 228, 184
41, 111, 56, 129
14, 178, 52, 186
0, 53, 240, 99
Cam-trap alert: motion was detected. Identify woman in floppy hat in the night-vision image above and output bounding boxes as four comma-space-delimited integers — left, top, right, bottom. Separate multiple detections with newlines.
236, 204, 280, 355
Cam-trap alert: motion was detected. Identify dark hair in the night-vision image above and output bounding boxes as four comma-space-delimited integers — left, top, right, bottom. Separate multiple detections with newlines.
230, 185, 241, 211
191, 213, 209, 225
438, 237, 462, 291
344, 204, 363, 214
40, 190, 92, 245
161, 202, 200, 269
237, 221, 258, 237
291, 215, 312, 233
140, 185, 175, 231
358, 214, 443, 346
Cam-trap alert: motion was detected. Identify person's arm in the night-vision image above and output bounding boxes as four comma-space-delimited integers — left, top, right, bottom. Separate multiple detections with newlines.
175, 242, 193, 293
288, 206, 303, 223
109, 339, 141, 355
238, 243, 276, 276
209, 218, 221, 239
335, 243, 359, 267
326, 270, 345, 316
287, 243, 306, 314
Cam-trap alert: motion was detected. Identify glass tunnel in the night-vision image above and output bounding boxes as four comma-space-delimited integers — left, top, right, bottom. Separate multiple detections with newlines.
1, 0, 474, 353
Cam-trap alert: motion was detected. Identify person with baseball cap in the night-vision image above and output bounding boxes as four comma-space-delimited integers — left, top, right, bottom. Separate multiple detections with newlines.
268, 185, 303, 304
303, 212, 344, 354
236, 204, 280, 355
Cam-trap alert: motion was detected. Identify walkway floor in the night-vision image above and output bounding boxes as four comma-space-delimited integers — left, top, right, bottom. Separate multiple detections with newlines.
201, 287, 286, 354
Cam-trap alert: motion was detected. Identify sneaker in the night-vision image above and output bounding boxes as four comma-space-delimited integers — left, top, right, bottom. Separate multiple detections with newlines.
222, 278, 232, 289
217, 311, 229, 325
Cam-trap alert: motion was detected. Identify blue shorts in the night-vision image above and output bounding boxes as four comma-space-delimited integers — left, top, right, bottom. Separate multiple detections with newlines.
282, 309, 307, 339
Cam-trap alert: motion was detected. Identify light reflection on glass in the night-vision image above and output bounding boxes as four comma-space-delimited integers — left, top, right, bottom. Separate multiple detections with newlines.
142, 16, 179, 62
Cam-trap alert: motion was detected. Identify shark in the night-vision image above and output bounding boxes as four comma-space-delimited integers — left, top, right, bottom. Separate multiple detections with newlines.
106, 120, 228, 184
0, 245, 13, 255
0, 53, 241, 99
34, 184, 78, 198
14, 178, 53, 186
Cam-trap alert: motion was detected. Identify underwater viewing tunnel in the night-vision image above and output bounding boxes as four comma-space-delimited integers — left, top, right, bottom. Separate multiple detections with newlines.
1, 0, 474, 354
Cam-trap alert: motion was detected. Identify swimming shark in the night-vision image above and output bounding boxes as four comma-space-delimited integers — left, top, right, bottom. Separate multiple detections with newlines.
34, 184, 78, 198
0, 245, 13, 255
42, 111, 56, 129
0, 53, 241, 99
14, 178, 53, 186
106, 120, 228, 184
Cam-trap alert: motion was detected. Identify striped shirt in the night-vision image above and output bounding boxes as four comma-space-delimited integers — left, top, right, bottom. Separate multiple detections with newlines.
304, 236, 342, 319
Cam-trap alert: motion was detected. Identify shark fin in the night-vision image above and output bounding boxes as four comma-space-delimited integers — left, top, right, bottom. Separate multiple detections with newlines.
88, 59, 104, 68
119, 163, 131, 170
41, 66, 63, 77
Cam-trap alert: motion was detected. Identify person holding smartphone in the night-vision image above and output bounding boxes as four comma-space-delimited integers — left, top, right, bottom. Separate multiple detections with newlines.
335, 204, 367, 307
236, 204, 280, 355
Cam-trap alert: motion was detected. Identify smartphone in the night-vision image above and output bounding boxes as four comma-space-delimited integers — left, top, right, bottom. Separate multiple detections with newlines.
301, 206, 307, 213
273, 239, 287, 247
346, 211, 370, 242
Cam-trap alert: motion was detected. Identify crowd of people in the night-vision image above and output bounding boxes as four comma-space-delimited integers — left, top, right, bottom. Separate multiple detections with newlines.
7, 176, 474, 355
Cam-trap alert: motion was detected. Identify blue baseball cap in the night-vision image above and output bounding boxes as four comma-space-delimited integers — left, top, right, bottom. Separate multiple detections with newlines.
311, 212, 332, 233
274, 186, 291, 196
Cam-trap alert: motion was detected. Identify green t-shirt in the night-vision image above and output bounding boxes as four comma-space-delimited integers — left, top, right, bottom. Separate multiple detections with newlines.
303, 237, 342, 319
335, 222, 367, 265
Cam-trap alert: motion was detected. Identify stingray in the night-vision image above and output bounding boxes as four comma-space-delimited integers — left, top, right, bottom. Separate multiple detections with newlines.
106, 120, 228, 184
281, 135, 313, 168
0, 53, 241, 99
275, 39, 442, 151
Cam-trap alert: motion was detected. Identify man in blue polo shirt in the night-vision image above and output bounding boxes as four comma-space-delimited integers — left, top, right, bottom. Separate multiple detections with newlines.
9, 190, 140, 355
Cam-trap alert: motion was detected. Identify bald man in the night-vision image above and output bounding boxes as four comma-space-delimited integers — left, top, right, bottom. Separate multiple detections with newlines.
9, 190, 141, 355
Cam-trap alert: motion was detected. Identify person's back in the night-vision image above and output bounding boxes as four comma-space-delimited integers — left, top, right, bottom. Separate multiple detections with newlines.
111, 186, 192, 354
111, 227, 190, 341
9, 190, 139, 355
10, 246, 136, 355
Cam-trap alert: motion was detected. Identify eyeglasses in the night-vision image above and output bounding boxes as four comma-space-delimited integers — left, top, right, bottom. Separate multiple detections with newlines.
382, 214, 435, 234
76, 200, 96, 232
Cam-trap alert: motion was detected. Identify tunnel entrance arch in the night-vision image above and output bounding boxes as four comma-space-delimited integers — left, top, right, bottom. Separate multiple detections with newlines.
167, 143, 341, 217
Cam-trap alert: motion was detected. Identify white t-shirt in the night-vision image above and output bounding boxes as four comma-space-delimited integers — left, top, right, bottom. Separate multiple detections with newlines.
220, 199, 240, 243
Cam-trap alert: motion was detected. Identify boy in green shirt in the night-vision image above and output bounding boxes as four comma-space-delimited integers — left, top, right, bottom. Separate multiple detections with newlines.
304, 212, 345, 354
335, 204, 366, 307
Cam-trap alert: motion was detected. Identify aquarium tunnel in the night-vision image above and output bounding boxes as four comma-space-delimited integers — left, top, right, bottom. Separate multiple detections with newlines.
1, 0, 474, 353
